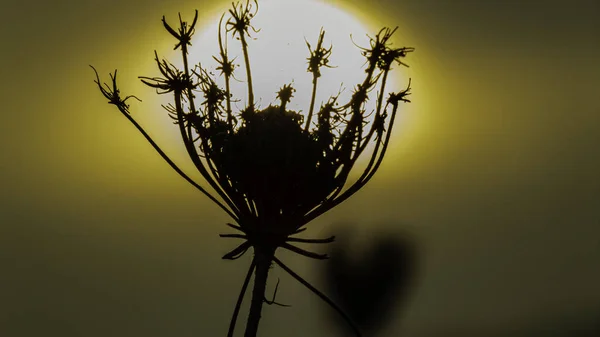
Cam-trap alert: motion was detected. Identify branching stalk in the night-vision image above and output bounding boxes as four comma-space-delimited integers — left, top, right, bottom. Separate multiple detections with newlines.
91, 6, 413, 337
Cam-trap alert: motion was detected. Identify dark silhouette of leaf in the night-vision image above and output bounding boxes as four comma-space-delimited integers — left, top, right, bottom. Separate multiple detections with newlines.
322, 226, 418, 336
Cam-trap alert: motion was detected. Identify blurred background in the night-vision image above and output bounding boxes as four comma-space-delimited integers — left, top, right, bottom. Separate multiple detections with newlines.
1, 0, 599, 336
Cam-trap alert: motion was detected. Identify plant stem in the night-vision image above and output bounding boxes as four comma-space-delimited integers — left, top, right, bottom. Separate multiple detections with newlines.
240, 34, 254, 108
304, 76, 318, 131
244, 247, 273, 337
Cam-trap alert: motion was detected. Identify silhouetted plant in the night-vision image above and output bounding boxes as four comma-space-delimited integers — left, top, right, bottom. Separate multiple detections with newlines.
91, 1, 413, 336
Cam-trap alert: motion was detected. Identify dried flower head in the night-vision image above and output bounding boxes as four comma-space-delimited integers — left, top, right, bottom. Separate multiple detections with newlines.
91, 2, 413, 336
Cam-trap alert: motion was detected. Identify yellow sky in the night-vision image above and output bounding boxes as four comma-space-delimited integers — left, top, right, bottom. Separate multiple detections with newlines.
1, 0, 599, 336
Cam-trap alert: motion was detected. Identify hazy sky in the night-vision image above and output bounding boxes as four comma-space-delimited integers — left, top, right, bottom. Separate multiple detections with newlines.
1, 0, 599, 336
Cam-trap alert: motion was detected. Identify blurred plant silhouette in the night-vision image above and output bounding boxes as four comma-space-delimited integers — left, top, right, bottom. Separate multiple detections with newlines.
322, 226, 418, 336
90, 1, 413, 336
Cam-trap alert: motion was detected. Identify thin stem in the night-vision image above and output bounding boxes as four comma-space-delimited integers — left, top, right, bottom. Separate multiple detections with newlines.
89, 65, 237, 220
305, 75, 318, 131
227, 257, 257, 337
244, 247, 273, 337
173, 92, 242, 217
331, 62, 377, 155
181, 45, 228, 200
180, 44, 251, 218
118, 106, 239, 222
301, 66, 387, 225
303, 100, 400, 225
359, 101, 399, 183
374, 69, 390, 125
273, 257, 362, 337
180, 46, 194, 107
225, 77, 233, 126
218, 14, 234, 123
286, 236, 335, 244
322, 68, 391, 204
239, 34, 254, 108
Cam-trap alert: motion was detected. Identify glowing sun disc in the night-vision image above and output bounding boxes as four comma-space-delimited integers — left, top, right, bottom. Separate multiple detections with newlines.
189, 0, 399, 124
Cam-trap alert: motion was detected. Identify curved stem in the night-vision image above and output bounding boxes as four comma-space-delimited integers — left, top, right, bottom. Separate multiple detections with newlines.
239, 34, 254, 108
118, 110, 238, 221
303, 101, 399, 225
180, 45, 251, 218
319, 69, 391, 204
218, 15, 234, 124
227, 257, 257, 337
173, 92, 241, 217
273, 256, 362, 337
181, 46, 232, 205
304, 75, 318, 131
302, 68, 390, 226
359, 102, 399, 184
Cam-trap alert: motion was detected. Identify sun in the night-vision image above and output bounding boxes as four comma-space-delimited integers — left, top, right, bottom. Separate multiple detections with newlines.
189, 0, 399, 123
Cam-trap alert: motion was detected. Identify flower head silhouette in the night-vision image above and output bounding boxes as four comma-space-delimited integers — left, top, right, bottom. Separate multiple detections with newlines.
91, 1, 413, 336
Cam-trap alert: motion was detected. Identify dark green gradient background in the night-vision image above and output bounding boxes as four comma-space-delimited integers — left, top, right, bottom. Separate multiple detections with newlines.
1, 0, 599, 336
